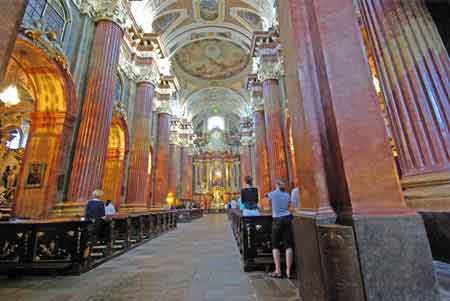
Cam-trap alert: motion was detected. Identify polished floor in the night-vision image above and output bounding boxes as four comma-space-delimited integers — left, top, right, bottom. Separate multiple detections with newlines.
0, 215, 298, 301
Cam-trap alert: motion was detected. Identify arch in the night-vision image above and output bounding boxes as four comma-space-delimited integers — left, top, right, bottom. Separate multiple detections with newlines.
102, 114, 130, 210
9, 35, 77, 218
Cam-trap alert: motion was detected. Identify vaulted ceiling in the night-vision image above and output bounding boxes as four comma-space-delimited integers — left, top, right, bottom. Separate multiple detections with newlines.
129, 0, 276, 124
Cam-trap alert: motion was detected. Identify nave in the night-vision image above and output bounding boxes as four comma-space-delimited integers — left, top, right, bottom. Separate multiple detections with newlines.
0, 215, 299, 301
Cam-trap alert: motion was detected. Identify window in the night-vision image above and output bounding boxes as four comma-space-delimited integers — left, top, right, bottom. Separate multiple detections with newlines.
207, 116, 224, 131
24, 0, 69, 42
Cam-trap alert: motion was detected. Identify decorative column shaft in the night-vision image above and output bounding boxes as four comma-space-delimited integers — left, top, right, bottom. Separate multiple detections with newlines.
153, 108, 170, 208
168, 142, 180, 199
0, 0, 27, 79
357, 0, 450, 210
253, 108, 271, 198
68, 3, 126, 201
181, 147, 193, 201
285, 0, 439, 300
256, 47, 289, 189
127, 66, 158, 207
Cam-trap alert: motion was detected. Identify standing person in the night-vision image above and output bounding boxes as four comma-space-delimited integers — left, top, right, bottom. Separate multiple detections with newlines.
290, 183, 300, 209
105, 199, 116, 216
268, 179, 294, 279
240, 175, 260, 216
85, 189, 106, 221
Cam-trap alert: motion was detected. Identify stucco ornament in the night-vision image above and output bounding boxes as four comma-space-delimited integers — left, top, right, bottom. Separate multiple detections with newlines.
257, 54, 284, 82
85, 0, 130, 30
136, 64, 161, 86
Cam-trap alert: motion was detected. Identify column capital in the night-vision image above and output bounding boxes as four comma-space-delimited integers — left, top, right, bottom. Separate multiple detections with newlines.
136, 65, 160, 86
87, 0, 130, 31
155, 100, 171, 114
257, 54, 284, 82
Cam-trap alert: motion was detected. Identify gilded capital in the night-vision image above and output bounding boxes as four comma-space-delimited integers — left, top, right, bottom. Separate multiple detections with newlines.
257, 55, 284, 82
88, 0, 130, 31
136, 64, 160, 86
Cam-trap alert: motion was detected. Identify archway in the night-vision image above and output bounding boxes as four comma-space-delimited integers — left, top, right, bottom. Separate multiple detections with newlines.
101, 114, 129, 210
3, 36, 77, 218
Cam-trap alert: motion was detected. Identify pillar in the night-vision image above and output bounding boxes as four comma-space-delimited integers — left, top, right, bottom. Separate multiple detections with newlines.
286, 0, 439, 299
152, 78, 174, 208
356, 0, 450, 210
255, 45, 289, 189
168, 139, 181, 200
68, 2, 126, 201
126, 63, 159, 209
0, 0, 27, 79
181, 147, 193, 201
239, 142, 252, 187
248, 76, 271, 199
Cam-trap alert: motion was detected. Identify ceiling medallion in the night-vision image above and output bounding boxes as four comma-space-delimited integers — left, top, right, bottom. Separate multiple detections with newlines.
194, 0, 224, 23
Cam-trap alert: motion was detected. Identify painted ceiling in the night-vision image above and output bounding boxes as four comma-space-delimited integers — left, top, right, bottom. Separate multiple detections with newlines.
174, 39, 250, 81
129, 0, 276, 122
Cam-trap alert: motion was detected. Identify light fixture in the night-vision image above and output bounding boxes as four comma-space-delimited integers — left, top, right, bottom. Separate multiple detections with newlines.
0, 85, 21, 106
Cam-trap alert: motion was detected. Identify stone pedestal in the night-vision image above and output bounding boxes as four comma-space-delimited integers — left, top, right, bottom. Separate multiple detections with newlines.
127, 80, 155, 207
67, 19, 123, 201
357, 0, 450, 210
285, 0, 440, 299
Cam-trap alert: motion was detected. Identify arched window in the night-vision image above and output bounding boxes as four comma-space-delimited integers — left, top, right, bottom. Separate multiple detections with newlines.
23, 0, 69, 42
207, 116, 224, 131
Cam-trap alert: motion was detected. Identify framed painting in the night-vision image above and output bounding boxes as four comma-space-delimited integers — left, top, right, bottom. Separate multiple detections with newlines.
25, 163, 46, 188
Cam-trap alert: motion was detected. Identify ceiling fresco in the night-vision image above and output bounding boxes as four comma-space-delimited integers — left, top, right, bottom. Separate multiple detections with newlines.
173, 39, 250, 81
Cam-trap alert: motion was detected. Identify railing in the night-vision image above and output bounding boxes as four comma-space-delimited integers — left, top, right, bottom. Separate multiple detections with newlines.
0, 210, 179, 275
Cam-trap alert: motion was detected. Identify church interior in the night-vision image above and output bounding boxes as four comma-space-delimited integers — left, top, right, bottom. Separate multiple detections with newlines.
0, 0, 449, 300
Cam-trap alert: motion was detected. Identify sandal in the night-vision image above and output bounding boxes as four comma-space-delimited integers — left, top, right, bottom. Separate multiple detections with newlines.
268, 272, 283, 278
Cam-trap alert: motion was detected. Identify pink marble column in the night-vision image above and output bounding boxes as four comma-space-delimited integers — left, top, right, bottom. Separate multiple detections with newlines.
357, 0, 450, 210
180, 147, 193, 201
152, 100, 171, 208
68, 19, 123, 201
127, 79, 155, 207
285, 0, 439, 299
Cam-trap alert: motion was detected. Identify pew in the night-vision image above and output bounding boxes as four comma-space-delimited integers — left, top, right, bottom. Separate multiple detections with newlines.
229, 209, 286, 272
0, 210, 181, 276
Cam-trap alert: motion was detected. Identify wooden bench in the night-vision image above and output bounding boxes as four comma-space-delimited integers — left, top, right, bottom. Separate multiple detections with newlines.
0, 210, 178, 276
229, 209, 289, 272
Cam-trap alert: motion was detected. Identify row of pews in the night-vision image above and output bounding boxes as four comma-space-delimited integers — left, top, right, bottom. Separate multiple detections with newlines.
228, 209, 279, 272
0, 209, 203, 276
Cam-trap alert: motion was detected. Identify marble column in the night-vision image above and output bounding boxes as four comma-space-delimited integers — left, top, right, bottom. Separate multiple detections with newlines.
248, 76, 271, 199
0, 0, 27, 79
239, 141, 252, 187
168, 140, 180, 200
68, 2, 127, 201
153, 88, 172, 208
181, 147, 193, 201
357, 0, 450, 210
126, 64, 159, 209
285, 0, 439, 300
255, 46, 289, 189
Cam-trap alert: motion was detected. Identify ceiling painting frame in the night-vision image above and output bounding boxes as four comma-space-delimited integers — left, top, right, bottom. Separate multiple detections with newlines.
193, 0, 226, 24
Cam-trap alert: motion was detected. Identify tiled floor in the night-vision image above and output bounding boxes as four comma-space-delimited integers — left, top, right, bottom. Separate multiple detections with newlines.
0, 214, 299, 301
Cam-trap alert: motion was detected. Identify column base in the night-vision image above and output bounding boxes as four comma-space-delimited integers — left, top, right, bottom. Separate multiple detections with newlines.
292, 211, 336, 301
402, 171, 450, 211
51, 201, 86, 218
352, 213, 440, 301
420, 212, 450, 263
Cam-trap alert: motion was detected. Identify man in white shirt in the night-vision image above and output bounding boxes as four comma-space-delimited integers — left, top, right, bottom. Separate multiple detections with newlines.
291, 184, 300, 209
105, 199, 116, 215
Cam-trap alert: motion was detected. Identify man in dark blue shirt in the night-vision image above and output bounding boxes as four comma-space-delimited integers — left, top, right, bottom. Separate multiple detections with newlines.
85, 189, 106, 221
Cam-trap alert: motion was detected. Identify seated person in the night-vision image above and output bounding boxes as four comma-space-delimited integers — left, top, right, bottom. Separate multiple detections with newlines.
241, 176, 260, 216
85, 189, 106, 221
105, 199, 116, 216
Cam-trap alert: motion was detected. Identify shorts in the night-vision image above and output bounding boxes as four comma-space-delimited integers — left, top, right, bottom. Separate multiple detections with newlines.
271, 215, 293, 249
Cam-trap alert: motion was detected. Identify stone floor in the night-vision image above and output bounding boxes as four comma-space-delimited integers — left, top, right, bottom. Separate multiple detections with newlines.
0, 214, 299, 301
